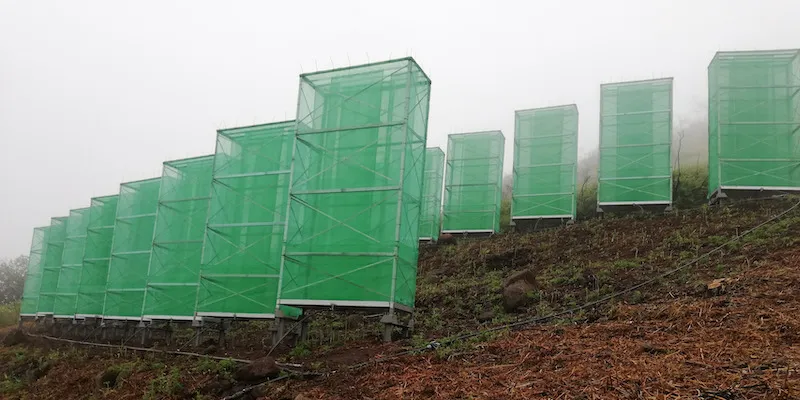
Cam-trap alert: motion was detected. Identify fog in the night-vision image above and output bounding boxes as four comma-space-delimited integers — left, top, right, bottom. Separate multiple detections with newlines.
2, 0, 799, 257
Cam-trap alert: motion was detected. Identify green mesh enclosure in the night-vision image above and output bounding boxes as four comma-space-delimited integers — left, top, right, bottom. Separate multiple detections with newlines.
197, 122, 295, 318
599, 78, 673, 206
53, 207, 90, 317
419, 147, 445, 241
76, 195, 119, 317
513, 105, 579, 220
143, 156, 213, 320
37, 217, 67, 315
104, 178, 160, 320
708, 49, 800, 196
442, 131, 505, 233
20, 226, 48, 316
278, 58, 431, 312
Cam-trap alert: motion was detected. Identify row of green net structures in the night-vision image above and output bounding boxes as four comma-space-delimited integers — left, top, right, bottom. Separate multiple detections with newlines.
103, 178, 161, 320
708, 49, 800, 198
512, 105, 578, 222
442, 131, 505, 234
598, 78, 673, 209
142, 156, 213, 321
197, 122, 295, 319
418, 147, 445, 241
277, 58, 431, 313
37, 216, 67, 316
76, 195, 119, 318
53, 207, 90, 318
19, 227, 48, 317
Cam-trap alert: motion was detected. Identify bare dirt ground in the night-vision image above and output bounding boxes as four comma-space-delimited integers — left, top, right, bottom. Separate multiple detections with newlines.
282, 249, 800, 399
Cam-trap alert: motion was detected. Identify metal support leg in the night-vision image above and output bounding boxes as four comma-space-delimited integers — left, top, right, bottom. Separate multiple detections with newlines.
194, 327, 201, 347
382, 324, 393, 343
709, 188, 728, 205
380, 313, 398, 343
165, 323, 173, 346
140, 326, 147, 346
299, 320, 309, 343
402, 317, 415, 339
271, 318, 286, 347
227, 321, 234, 349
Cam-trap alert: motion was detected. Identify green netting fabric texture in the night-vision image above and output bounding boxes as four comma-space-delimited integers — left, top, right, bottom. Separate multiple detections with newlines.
53, 207, 90, 317
419, 147, 445, 241
599, 79, 673, 205
708, 49, 800, 196
442, 131, 505, 233
279, 58, 431, 311
143, 156, 213, 320
197, 122, 295, 318
37, 217, 67, 315
104, 178, 160, 319
20, 227, 48, 316
513, 105, 578, 219
76, 195, 118, 317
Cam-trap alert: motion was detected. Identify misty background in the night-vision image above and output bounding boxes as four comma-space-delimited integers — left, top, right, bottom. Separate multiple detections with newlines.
2, 0, 800, 258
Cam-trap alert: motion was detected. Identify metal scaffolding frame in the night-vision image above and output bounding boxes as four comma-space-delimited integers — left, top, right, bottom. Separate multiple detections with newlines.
196, 121, 296, 320
76, 195, 119, 319
102, 177, 161, 321
512, 105, 578, 223
276, 58, 431, 324
708, 49, 800, 200
19, 226, 48, 318
142, 155, 214, 322
53, 207, 90, 318
419, 147, 445, 242
37, 216, 67, 317
442, 131, 505, 234
598, 78, 673, 210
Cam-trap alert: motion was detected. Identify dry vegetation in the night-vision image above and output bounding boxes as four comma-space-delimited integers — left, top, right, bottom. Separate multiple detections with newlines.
1, 196, 799, 399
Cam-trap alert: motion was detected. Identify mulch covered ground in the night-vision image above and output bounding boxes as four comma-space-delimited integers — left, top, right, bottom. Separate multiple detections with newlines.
2, 200, 798, 399
275, 249, 800, 399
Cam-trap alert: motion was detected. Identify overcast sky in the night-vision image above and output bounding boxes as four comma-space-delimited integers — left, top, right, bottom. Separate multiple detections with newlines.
2, 0, 799, 257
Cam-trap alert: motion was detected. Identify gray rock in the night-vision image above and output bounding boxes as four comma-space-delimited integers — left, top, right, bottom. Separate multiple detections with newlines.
502, 268, 539, 312
233, 356, 280, 382
477, 310, 496, 323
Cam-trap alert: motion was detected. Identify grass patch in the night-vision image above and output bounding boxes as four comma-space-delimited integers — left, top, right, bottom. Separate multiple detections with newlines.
0, 302, 20, 328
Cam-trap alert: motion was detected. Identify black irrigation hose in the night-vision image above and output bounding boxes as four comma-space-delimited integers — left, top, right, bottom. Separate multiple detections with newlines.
22, 332, 253, 364
220, 375, 290, 400
20, 333, 314, 400
349, 196, 800, 369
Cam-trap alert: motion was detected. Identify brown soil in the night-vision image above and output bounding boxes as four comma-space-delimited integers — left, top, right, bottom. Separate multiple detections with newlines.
273, 249, 800, 399
1, 198, 799, 399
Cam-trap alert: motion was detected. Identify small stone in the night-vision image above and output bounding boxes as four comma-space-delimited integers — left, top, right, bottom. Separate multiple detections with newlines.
477, 310, 495, 323
502, 268, 539, 312
437, 233, 456, 245
233, 356, 280, 382
641, 342, 667, 355
1, 329, 27, 346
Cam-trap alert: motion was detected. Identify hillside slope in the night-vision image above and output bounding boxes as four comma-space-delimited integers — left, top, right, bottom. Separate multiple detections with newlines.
289, 248, 800, 399
1, 197, 799, 399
